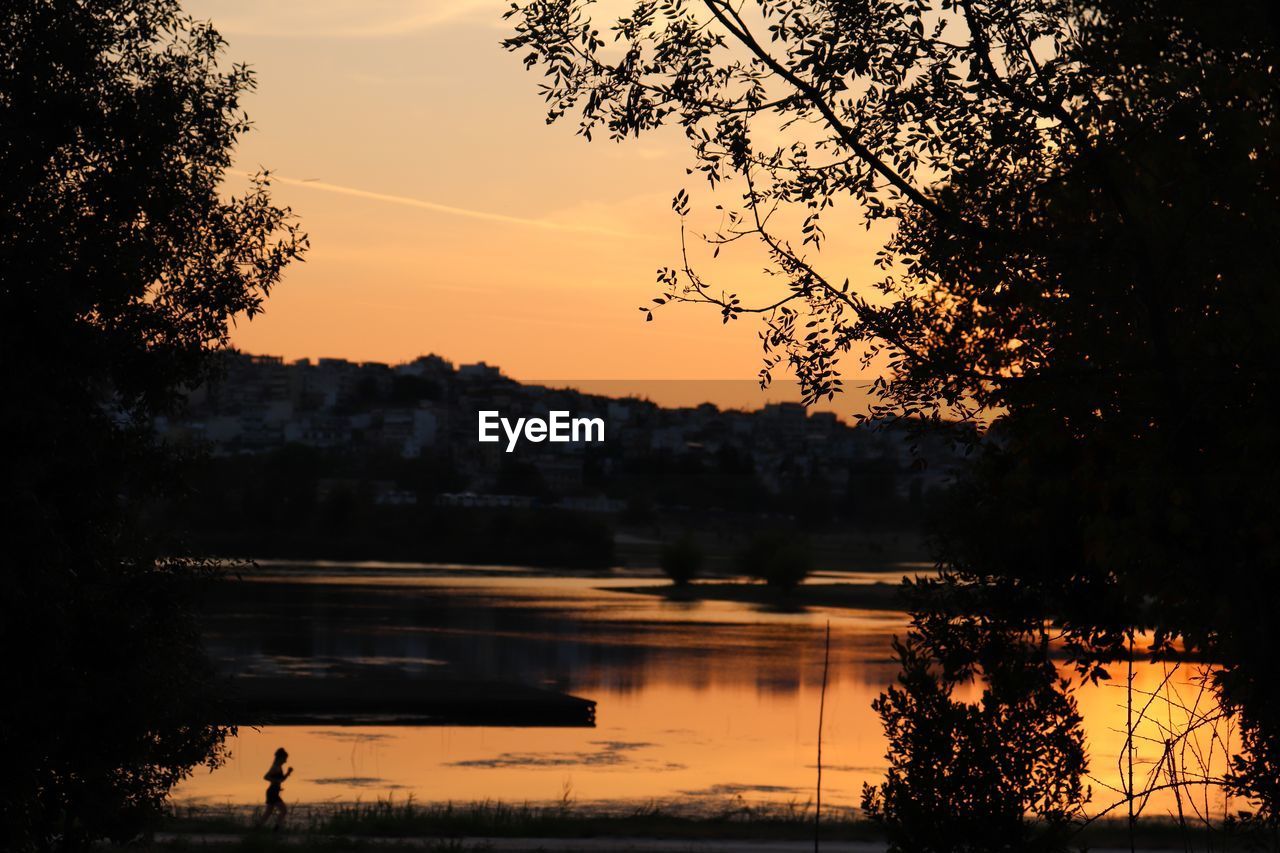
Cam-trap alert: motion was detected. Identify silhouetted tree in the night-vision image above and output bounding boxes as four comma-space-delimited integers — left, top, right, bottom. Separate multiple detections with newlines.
0, 2, 305, 849
863, 639, 1087, 852
660, 533, 705, 584
506, 0, 1280, 834
737, 530, 811, 590
861, 588, 1088, 851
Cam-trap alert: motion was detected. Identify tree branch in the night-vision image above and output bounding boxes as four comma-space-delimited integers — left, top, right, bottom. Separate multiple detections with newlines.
701, 0, 963, 229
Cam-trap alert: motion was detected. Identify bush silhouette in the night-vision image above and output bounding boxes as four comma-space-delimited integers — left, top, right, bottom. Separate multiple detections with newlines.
660, 534, 704, 585
737, 532, 811, 591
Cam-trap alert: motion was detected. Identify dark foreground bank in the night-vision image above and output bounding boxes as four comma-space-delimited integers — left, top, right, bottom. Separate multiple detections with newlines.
610, 580, 907, 611
228, 677, 596, 727
130, 801, 1254, 852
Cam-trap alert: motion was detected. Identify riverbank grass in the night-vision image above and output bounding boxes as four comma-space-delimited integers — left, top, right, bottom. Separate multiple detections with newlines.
149, 798, 1261, 850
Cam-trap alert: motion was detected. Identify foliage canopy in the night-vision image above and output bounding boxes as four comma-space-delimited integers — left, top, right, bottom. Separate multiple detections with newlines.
0, 2, 305, 848
507, 0, 1280, 836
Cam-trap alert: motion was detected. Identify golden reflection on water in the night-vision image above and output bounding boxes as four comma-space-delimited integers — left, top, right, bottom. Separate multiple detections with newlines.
179, 680, 880, 808
175, 567, 1232, 820
1077, 660, 1232, 822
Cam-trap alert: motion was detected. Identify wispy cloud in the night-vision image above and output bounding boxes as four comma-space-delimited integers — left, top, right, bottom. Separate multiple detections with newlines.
246, 172, 636, 239
210, 0, 495, 39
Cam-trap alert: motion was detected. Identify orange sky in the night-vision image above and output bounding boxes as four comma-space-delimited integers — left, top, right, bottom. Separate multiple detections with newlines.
189, 1, 887, 411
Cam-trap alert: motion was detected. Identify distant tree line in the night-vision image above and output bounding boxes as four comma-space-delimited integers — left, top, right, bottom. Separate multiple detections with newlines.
157, 435, 930, 571
167, 447, 615, 568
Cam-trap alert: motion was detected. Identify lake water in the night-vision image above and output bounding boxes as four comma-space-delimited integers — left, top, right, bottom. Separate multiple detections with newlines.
174, 562, 1231, 820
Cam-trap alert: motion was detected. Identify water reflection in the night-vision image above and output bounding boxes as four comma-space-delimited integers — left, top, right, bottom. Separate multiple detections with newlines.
200, 568, 907, 695
176, 563, 1229, 817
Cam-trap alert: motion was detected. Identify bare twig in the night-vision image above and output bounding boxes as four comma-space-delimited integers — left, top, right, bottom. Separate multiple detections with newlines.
815, 619, 831, 853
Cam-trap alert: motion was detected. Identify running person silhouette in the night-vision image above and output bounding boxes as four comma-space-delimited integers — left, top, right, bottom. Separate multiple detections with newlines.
258, 747, 293, 829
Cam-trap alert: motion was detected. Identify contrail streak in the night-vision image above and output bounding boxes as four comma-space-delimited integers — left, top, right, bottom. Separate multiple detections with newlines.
242, 171, 636, 239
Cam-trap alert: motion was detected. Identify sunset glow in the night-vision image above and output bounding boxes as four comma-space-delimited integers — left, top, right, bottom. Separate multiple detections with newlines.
193, 0, 884, 398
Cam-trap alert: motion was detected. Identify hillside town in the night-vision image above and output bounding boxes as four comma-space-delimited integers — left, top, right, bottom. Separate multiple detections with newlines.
157, 352, 965, 514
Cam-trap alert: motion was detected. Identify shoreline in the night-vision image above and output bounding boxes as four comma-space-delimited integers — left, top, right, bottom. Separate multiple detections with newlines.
607, 580, 910, 612
226, 676, 596, 728
141, 800, 1248, 852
